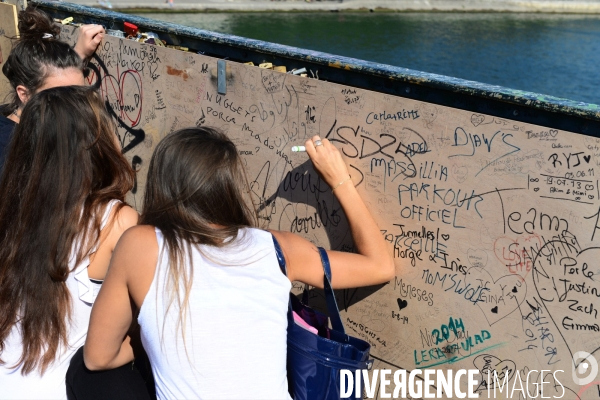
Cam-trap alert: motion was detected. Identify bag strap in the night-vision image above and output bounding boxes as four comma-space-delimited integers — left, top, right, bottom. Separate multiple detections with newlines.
272, 234, 287, 276
272, 235, 346, 335
317, 247, 345, 335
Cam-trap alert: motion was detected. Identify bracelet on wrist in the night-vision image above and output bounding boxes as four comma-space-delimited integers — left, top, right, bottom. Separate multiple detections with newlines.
332, 175, 352, 191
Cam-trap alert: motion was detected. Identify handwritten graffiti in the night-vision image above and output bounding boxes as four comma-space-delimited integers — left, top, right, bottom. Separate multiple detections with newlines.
70, 27, 600, 391
88, 53, 146, 154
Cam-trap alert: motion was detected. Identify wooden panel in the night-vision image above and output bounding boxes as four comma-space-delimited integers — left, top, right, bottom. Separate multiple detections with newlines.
0, 0, 25, 9
19, 23, 600, 397
0, 2, 18, 105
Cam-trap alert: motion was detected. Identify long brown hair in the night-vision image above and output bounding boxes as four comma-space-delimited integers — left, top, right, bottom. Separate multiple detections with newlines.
0, 86, 134, 374
1, 5, 82, 114
140, 127, 258, 339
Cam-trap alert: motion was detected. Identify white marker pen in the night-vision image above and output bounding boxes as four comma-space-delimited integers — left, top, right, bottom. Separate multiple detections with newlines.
291, 146, 306, 152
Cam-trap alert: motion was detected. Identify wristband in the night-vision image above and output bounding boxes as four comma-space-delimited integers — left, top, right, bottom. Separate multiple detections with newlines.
331, 175, 352, 191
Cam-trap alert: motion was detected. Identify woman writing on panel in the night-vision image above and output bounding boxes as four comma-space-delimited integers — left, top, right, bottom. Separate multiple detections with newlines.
0, 86, 139, 399
84, 127, 395, 399
0, 5, 105, 167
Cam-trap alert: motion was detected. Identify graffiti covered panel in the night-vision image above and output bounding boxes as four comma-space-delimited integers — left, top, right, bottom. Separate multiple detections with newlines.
55, 24, 600, 399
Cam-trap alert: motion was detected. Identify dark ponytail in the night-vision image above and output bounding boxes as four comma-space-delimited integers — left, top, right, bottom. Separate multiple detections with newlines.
1, 5, 82, 113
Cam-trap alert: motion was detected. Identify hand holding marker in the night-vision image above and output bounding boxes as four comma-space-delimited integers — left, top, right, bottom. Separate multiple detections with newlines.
292, 136, 353, 192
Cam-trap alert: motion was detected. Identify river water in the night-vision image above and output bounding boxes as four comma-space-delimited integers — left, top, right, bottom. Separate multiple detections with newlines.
136, 12, 600, 105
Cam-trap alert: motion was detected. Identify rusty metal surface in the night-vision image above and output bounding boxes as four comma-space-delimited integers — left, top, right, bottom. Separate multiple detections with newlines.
32, 0, 600, 134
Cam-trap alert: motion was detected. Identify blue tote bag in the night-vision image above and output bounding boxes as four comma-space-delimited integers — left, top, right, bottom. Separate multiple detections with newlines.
272, 236, 373, 400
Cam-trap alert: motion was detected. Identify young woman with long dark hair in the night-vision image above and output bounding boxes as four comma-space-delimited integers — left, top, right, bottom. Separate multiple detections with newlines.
84, 127, 395, 399
0, 5, 104, 167
0, 86, 137, 398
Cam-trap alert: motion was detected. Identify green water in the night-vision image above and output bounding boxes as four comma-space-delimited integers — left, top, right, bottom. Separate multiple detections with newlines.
135, 12, 600, 104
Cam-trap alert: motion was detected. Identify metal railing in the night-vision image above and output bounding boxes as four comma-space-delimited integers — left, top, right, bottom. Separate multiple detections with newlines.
33, 0, 600, 135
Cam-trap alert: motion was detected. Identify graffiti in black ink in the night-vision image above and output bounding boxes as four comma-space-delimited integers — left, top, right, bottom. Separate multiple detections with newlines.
325, 121, 427, 183
155, 89, 166, 110
450, 127, 520, 177
196, 107, 206, 126
305, 105, 316, 123
206, 106, 236, 124
548, 152, 589, 169
349, 164, 364, 187
440, 254, 468, 275
584, 206, 600, 241
473, 354, 516, 392
365, 109, 419, 124
88, 56, 146, 154
534, 174, 597, 205
105, 101, 146, 154
131, 155, 142, 194
117, 39, 161, 81
383, 224, 447, 266
248, 103, 275, 128
530, 230, 600, 367
261, 69, 286, 94
397, 183, 484, 217
394, 277, 434, 306
505, 207, 569, 236
283, 201, 342, 234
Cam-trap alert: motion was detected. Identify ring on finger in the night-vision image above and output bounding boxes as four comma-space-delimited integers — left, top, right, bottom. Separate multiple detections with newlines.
314, 140, 323, 147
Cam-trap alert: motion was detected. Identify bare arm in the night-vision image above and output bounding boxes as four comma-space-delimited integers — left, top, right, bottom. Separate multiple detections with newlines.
84, 225, 158, 370
88, 205, 139, 280
271, 135, 394, 289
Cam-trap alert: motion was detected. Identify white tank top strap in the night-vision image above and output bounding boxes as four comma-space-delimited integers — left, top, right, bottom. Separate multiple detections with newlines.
154, 226, 164, 249
100, 199, 122, 230
73, 199, 122, 305
135, 227, 164, 329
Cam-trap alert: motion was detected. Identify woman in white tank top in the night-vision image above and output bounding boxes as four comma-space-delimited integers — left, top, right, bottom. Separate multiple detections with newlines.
84, 127, 395, 399
0, 86, 138, 399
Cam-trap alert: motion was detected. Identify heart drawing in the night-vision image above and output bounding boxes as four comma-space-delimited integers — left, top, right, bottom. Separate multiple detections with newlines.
471, 114, 485, 127
472, 354, 516, 392
468, 248, 489, 269
260, 69, 286, 94
466, 266, 527, 326
451, 164, 468, 184
531, 233, 600, 371
397, 298, 408, 311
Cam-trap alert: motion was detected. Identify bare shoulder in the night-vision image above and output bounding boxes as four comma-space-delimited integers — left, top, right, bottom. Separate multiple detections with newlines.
115, 224, 157, 253
112, 225, 159, 308
101, 204, 139, 252
114, 205, 139, 231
